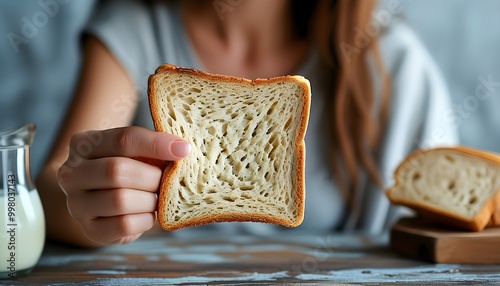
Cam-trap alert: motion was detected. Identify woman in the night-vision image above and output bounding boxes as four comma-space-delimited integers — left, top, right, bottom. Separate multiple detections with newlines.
36, 0, 457, 247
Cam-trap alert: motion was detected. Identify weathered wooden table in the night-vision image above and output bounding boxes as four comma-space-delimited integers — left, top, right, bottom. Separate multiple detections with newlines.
6, 227, 500, 285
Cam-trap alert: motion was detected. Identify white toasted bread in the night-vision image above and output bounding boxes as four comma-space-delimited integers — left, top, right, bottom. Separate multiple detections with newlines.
148, 64, 311, 231
386, 146, 500, 231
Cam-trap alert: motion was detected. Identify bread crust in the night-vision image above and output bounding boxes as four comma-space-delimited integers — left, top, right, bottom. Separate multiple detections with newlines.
148, 64, 310, 231
386, 146, 500, 231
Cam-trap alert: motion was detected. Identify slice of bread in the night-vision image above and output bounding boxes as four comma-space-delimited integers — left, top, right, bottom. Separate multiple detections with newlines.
148, 64, 311, 231
386, 146, 500, 231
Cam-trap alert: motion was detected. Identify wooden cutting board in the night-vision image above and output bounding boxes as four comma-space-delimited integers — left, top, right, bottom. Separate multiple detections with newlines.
390, 217, 500, 264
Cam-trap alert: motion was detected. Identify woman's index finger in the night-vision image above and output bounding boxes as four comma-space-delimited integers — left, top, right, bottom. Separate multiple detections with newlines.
69, 126, 191, 161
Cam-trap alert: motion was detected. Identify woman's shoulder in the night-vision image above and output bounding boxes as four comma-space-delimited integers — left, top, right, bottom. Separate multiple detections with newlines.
90, 0, 152, 25
378, 18, 445, 86
88, 0, 178, 33
85, 0, 182, 89
377, 19, 458, 148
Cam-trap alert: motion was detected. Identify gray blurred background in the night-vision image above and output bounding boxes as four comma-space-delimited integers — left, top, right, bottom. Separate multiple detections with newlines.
0, 0, 97, 176
400, 0, 500, 152
1, 0, 499, 177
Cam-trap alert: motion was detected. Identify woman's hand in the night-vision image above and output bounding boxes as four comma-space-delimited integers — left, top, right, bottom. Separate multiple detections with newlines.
57, 126, 191, 245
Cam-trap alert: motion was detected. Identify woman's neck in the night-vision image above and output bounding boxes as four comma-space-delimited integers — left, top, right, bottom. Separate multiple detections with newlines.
182, 0, 309, 79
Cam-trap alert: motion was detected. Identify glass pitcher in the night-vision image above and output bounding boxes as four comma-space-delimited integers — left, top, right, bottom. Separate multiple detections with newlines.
0, 124, 45, 279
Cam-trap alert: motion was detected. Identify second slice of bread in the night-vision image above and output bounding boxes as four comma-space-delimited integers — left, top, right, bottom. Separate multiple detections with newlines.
148, 64, 311, 231
386, 146, 500, 231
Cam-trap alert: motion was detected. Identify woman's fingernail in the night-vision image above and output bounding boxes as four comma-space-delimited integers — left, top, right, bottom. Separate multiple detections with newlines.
170, 140, 191, 157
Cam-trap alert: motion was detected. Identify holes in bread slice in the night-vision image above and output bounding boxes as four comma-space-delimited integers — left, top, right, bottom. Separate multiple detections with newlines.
447, 181, 455, 191
393, 149, 500, 220
412, 172, 421, 181
444, 154, 455, 163
153, 72, 307, 228
469, 196, 478, 205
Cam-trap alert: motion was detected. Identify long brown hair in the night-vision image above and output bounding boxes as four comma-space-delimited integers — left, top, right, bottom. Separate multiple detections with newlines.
294, 0, 391, 208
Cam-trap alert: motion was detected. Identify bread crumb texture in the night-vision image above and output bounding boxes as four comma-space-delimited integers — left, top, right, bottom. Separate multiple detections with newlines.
392, 149, 500, 219
149, 67, 309, 230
